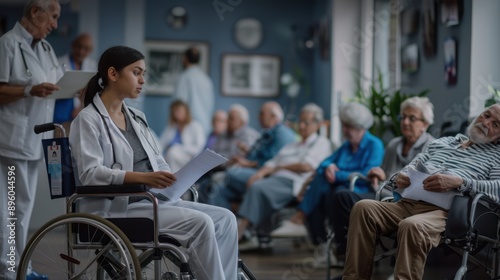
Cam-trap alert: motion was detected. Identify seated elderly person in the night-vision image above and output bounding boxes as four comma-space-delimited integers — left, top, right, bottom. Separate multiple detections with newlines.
207, 101, 296, 207
340, 104, 500, 280
271, 103, 384, 250
198, 104, 259, 203
235, 103, 332, 241
328, 96, 435, 260
212, 104, 259, 158
205, 110, 228, 150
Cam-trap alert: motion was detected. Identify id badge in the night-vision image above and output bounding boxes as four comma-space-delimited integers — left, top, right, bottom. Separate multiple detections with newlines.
47, 142, 62, 196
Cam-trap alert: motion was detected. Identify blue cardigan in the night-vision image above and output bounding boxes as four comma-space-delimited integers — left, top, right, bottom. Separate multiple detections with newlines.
317, 131, 384, 193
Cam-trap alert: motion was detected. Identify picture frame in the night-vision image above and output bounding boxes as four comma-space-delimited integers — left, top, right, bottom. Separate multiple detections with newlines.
144, 40, 210, 96
441, 0, 459, 27
401, 43, 419, 74
221, 54, 281, 97
422, 0, 437, 58
444, 37, 457, 85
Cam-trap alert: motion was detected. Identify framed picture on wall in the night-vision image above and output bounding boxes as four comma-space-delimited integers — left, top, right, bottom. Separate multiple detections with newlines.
221, 54, 281, 97
444, 37, 457, 85
401, 43, 419, 74
144, 40, 209, 96
441, 0, 459, 26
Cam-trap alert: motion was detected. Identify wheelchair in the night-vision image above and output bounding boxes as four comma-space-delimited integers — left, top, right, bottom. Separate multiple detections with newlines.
325, 172, 500, 280
17, 123, 257, 280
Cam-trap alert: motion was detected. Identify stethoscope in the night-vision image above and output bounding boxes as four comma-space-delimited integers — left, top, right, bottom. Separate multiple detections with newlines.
91, 101, 160, 170
19, 41, 59, 77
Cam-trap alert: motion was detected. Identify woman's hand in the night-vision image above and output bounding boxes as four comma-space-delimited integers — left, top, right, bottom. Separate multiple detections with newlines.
142, 171, 176, 189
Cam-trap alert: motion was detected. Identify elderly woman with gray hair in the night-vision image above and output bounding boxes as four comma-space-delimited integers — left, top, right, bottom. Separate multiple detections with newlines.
271, 102, 384, 254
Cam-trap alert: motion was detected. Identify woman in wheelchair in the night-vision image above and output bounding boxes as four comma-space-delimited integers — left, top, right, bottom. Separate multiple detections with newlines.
69, 46, 238, 280
340, 104, 500, 280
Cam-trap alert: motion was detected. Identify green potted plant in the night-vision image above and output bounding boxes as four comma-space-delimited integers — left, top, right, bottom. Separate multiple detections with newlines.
352, 71, 428, 140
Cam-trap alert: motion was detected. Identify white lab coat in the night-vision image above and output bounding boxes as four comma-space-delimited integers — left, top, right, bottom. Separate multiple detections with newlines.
70, 94, 166, 216
173, 66, 214, 135
0, 22, 63, 160
0, 22, 63, 280
69, 94, 238, 280
158, 120, 205, 172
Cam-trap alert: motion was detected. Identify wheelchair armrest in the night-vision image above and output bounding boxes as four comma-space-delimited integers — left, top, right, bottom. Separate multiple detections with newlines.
348, 172, 370, 192
75, 184, 147, 194
375, 181, 394, 202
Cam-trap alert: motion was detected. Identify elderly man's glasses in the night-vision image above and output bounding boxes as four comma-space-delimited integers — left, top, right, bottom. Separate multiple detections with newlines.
397, 115, 425, 123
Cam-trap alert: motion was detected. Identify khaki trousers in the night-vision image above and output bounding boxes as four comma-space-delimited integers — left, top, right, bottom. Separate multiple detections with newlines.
342, 198, 447, 280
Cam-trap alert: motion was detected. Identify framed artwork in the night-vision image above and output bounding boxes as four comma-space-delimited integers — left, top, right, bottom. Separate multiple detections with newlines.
401, 44, 419, 74
400, 8, 419, 36
444, 37, 457, 85
144, 40, 209, 95
221, 54, 281, 97
422, 0, 437, 57
441, 0, 459, 26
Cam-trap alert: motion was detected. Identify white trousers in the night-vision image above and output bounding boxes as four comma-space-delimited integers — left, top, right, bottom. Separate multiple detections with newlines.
127, 199, 238, 280
0, 156, 40, 280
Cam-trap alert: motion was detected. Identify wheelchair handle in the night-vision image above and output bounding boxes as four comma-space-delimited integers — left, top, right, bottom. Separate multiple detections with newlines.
34, 122, 66, 137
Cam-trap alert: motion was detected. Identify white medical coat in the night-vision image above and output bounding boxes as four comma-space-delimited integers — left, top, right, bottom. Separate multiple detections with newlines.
0, 22, 63, 160
70, 94, 166, 217
173, 65, 214, 135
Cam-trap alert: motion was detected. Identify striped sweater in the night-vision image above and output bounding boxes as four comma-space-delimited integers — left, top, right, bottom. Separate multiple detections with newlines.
392, 134, 500, 202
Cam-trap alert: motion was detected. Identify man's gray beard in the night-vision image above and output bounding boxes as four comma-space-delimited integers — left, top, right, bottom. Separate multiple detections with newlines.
466, 123, 490, 144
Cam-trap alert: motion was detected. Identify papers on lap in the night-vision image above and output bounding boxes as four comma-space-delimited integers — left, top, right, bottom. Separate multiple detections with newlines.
150, 149, 228, 201
400, 167, 461, 209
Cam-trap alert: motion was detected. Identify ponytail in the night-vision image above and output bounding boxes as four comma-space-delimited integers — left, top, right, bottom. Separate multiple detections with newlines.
83, 46, 145, 107
83, 74, 101, 107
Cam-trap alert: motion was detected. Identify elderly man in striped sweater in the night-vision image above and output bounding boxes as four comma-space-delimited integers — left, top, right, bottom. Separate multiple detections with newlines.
340, 104, 500, 280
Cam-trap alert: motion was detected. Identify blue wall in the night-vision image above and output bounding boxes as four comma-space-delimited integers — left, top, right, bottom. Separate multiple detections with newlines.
400, 0, 472, 135
143, 0, 330, 135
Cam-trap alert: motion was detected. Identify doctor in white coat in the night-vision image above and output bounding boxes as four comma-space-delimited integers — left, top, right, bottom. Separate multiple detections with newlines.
69, 46, 238, 280
55, 33, 97, 133
0, 1, 63, 279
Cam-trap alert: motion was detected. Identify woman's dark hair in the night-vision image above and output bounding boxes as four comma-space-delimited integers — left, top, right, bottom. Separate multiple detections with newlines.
83, 46, 144, 107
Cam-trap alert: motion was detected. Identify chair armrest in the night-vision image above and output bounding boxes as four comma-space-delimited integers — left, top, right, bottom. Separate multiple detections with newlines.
375, 181, 394, 202
348, 172, 370, 192
75, 184, 147, 194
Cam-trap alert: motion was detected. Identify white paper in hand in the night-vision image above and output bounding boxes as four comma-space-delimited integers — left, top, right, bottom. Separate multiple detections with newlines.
150, 149, 228, 201
51, 70, 96, 99
400, 166, 461, 209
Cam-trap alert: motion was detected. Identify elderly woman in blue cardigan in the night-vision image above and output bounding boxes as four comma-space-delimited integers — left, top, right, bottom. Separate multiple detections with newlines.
271, 102, 384, 249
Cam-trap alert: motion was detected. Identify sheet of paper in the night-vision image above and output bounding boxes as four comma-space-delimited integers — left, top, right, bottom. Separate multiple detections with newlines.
400, 167, 460, 209
150, 149, 228, 201
50, 70, 96, 99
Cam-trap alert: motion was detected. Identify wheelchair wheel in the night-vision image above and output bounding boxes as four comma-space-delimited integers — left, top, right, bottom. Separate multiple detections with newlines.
17, 213, 141, 280
139, 248, 195, 279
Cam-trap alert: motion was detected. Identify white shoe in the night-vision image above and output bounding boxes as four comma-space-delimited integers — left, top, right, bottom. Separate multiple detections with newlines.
238, 236, 260, 251
316, 243, 344, 268
270, 220, 308, 238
